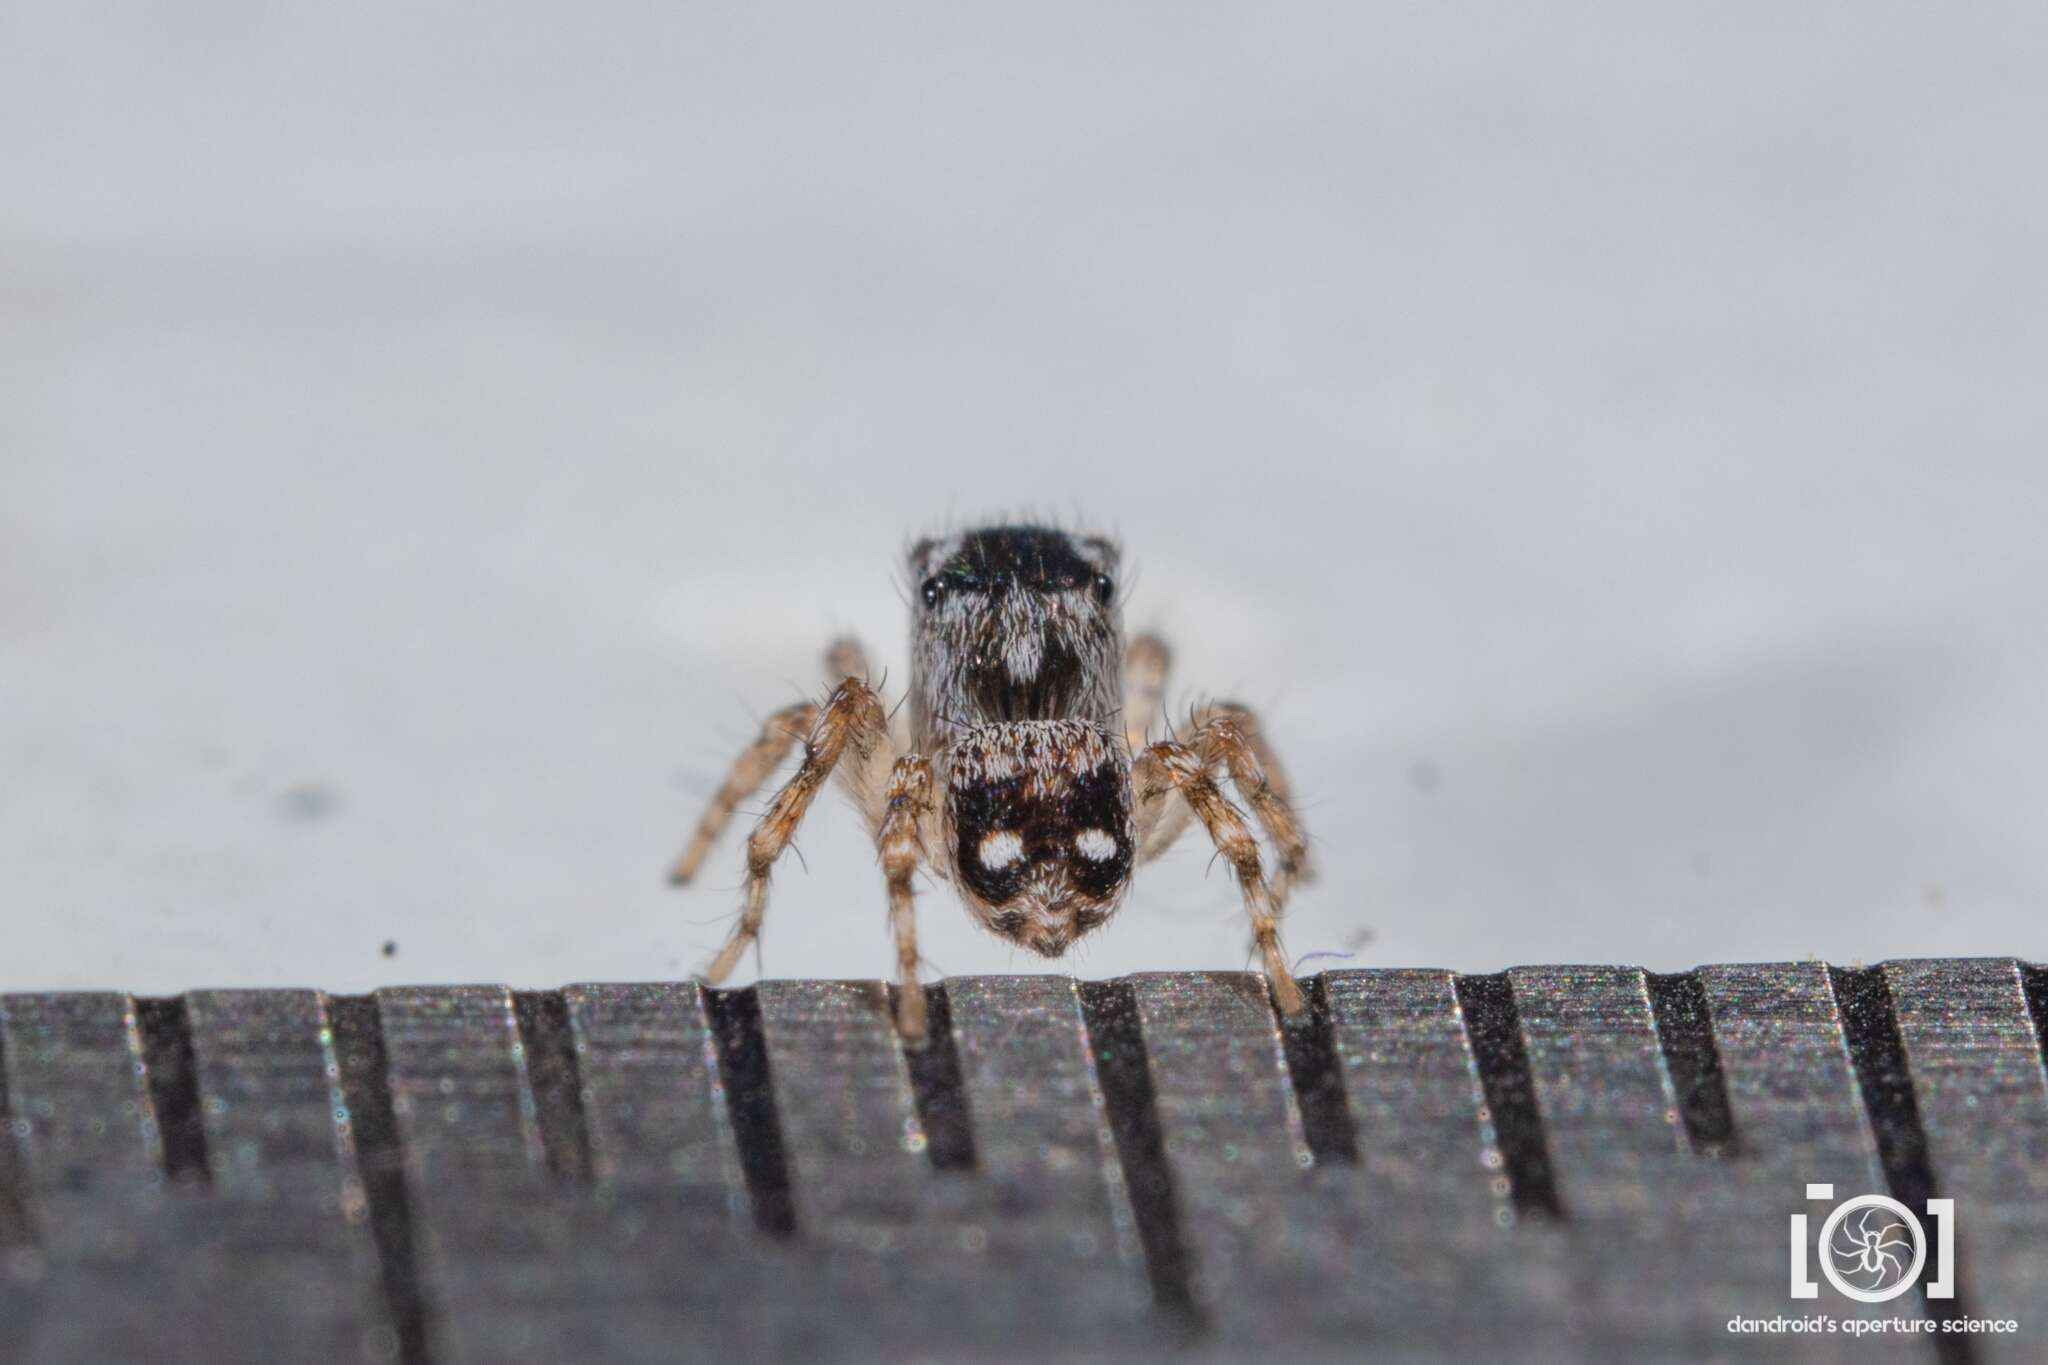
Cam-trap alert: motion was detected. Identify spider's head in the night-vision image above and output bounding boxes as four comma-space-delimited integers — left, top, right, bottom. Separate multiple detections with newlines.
908, 524, 1124, 733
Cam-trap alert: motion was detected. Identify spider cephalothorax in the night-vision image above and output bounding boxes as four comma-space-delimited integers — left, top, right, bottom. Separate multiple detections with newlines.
670, 520, 1313, 1041
908, 525, 1124, 733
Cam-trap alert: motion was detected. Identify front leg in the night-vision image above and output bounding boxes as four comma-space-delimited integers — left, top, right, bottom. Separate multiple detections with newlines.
668, 700, 818, 885
1132, 740, 1305, 1018
1185, 701, 1312, 908
877, 754, 937, 1043
699, 677, 891, 983
669, 635, 879, 884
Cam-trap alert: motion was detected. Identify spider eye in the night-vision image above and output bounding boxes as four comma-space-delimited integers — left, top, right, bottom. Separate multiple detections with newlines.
1092, 573, 1115, 605
920, 577, 944, 608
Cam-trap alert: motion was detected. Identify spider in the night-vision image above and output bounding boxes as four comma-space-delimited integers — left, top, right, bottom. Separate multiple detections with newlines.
668, 522, 1314, 1042
1832, 1207, 1912, 1289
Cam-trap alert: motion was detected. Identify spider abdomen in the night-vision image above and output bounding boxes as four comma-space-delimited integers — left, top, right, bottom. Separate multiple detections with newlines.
943, 719, 1135, 957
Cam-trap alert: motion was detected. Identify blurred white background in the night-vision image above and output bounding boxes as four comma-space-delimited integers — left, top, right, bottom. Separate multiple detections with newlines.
3, 4, 2043, 994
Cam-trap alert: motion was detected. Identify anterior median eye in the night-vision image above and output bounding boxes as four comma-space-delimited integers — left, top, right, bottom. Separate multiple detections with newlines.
920, 577, 944, 608
1092, 573, 1115, 605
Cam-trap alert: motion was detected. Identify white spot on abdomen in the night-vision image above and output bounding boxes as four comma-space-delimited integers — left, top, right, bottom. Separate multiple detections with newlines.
1075, 829, 1118, 861
979, 830, 1025, 869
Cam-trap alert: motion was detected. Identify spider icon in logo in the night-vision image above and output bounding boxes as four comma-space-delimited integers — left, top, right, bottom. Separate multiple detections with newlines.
1790, 1184, 1955, 1302
1817, 1195, 1926, 1302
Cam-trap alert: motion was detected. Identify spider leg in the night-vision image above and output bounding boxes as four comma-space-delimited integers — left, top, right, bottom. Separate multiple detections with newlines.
671, 636, 879, 884
698, 676, 891, 984
877, 754, 938, 1044
1184, 701, 1313, 909
1134, 785, 1197, 865
1132, 739, 1304, 1017
1873, 1231, 1910, 1252
1122, 634, 1172, 751
1876, 1249, 1902, 1280
669, 700, 818, 884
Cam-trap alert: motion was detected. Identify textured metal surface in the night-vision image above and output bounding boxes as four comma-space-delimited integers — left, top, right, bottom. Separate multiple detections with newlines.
1, 960, 2044, 1364
1884, 959, 2048, 1365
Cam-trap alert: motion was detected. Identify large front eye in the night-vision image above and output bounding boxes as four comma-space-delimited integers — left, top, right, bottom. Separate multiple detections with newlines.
1092, 573, 1115, 605
921, 577, 944, 608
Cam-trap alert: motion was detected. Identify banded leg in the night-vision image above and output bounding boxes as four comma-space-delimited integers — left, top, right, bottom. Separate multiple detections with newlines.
1134, 785, 1196, 865
877, 754, 937, 1043
1185, 701, 1312, 907
669, 700, 819, 885
699, 677, 891, 982
1132, 740, 1304, 1017
670, 636, 879, 884
1122, 634, 1172, 751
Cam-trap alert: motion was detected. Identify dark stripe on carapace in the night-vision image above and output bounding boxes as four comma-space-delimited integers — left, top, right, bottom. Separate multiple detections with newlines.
962, 633, 1087, 721
941, 525, 1102, 595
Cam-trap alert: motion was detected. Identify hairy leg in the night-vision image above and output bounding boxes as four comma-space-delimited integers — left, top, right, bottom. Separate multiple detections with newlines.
1132, 740, 1304, 1017
821, 635, 905, 831
669, 700, 819, 885
877, 754, 937, 1043
670, 635, 884, 883
1134, 786, 1195, 864
698, 676, 891, 983
1122, 634, 1172, 752
1185, 701, 1312, 907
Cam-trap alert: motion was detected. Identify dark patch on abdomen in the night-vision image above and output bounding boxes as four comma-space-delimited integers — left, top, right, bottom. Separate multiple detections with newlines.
952, 750, 1133, 911
1064, 761, 1133, 899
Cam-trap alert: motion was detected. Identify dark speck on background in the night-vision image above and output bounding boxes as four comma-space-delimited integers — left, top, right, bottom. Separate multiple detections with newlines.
278, 783, 339, 821
381, 940, 398, 958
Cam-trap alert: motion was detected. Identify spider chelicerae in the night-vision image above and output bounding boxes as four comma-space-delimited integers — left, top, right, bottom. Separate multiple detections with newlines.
669, 522, 1313, 1042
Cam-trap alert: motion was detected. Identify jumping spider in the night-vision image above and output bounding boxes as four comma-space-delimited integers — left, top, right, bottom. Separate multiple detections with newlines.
669, 523, 1313, 1042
